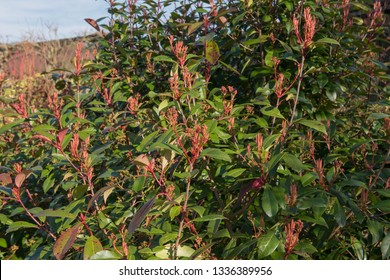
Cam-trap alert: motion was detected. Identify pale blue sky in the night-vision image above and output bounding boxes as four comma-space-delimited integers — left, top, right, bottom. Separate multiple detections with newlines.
0, 0, 109, 42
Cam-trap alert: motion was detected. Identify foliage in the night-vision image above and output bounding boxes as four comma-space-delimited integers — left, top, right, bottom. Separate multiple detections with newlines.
0, 0, 389, 260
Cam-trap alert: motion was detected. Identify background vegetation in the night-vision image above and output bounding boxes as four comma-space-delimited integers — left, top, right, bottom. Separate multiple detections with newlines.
0, 0, 389, 260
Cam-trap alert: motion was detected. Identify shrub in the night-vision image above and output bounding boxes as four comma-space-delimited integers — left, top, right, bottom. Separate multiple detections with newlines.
0, 0, 389, 260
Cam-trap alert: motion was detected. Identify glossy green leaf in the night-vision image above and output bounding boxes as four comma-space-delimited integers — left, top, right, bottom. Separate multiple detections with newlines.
35, 209, 77, 219
261, 106, 285, 119
262, 187, 278, 217
0, 238, 7, 248
169, 206, 182, 221
132, 176, 146, 192
201, 148, 231, 162
153, 55, 175, 63
283, 153, 306, 172
381, 233, 390, 259
193, 214, 226, 222
297, 119, 327, 134
367, 219, 383, 244
6, 221, 38, 234
333, 199, 346, 227
223, 168, 246, 178
84, 235, 104, 260
257, 231, 280, 258
315, 38, 340, 46
351, 237, 366, 260
90, 250, 121, 260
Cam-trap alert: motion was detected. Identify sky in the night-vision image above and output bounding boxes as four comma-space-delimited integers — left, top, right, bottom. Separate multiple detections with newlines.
0, 0, 109, 43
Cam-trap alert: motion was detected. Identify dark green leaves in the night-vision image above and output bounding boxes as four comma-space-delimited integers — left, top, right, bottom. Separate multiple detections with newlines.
201, 148, 231, 162
262, 187, 278, 217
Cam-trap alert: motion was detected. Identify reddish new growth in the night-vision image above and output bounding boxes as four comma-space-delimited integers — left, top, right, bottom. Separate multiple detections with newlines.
70, 133, 80, 159
11, 94, 28, 118
169, 73, 181, 100
48, 92, 64, 122
221, 86, 237, 131
286, 183, 298, 206
169, 35, 188, 69
74, 42, 83, 76
342, 0, 350, 30
165, 107, 179, 128
293, 7, 317, 52
369, 1, 384, 29
187, 124, 209, 166
127, 93, 141, 115
284, 219, 304, 259
183, 67, 194, 89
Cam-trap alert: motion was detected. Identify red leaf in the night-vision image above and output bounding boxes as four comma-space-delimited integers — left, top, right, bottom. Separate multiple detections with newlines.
53, 223, 81, 260
128, 196, 156, 235
0, 173, 12, 185
14, 173, 26, 189
32, 134, 53, 143
57, 128, 68, 146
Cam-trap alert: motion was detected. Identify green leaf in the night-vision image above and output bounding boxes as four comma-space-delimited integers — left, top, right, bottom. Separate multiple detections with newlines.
367, 219, 383, 244
153, 55, 176, 63
223, 168, 246, 178
301, 173, 318, 187
212, 228, 231, 239
84, 235, 104, 260
90, 250, 121, 260
201, 148, 231, 162
193, 214, 226, 222
218, 60, 240, 75
226, 239, 257, 259
205, 40, 220, 65
283, 153, 306, 172
53, 223, 81, 260
381, 233, 390, 259
315, 38, 340, 46
297, 119, 327, 134
35, 209, 77, 219
42, 175, 55, 193
32, 124, 57, 133
262, 187, 278, 217
374, 200, 390, 212
188, 21, 203, 35
0, 238, 7, 248
137, 131, 159, 152
159, 233, 178, 245
132, 176, 146, 192
0, 119, 25, 134
128, 196, 156, 234
169, 206, 182, 221
261, 106, 285, 119
257, 231, 280, 258
6, 221, 38, 234
190, 206, 205, 217
156, 245, 194, 259
351, 237, 366, 260
333, 199, 346, 227
368, 113, 389, 119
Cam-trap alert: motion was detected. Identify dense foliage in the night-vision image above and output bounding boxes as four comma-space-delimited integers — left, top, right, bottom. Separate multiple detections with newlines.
0, 0, 389, 260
